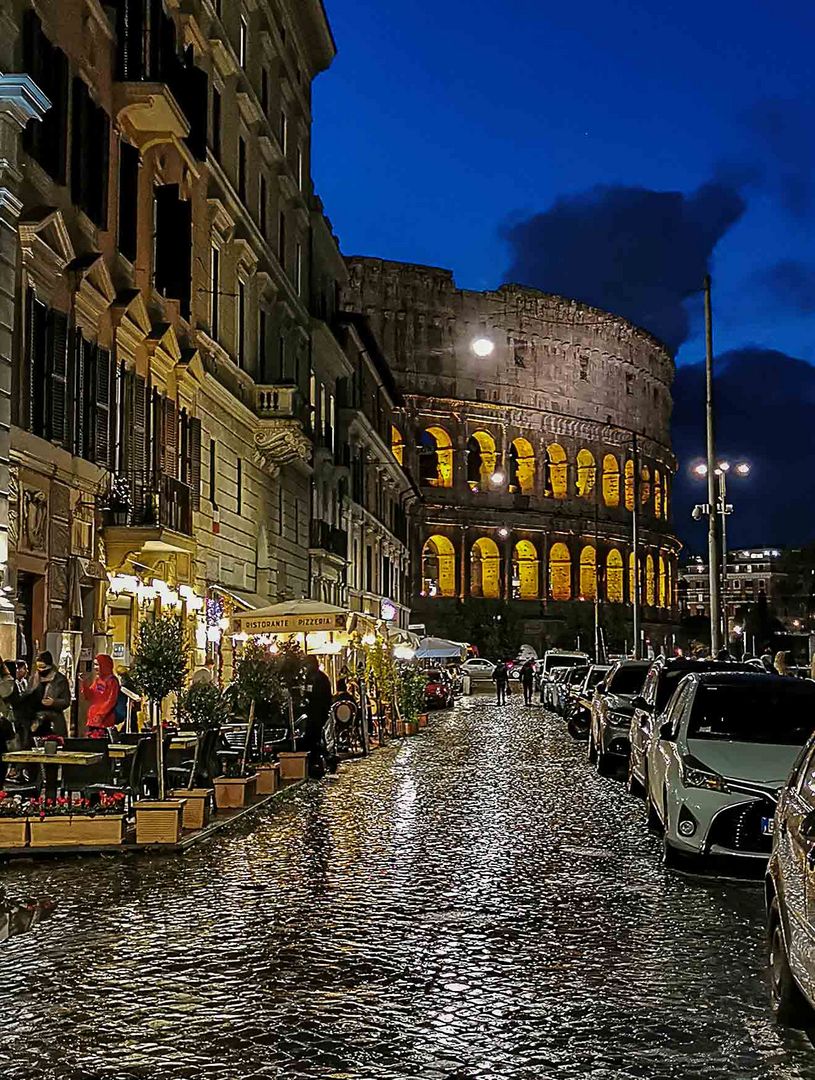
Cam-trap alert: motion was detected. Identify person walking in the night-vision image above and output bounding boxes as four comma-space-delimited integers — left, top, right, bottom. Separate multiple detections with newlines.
80, 654, 121, 738
303, 656, 333, 777
492, 661, 509, 706
520, 659, 535, 706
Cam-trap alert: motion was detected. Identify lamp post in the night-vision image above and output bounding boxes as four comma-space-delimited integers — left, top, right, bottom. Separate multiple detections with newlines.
693, 460, 751, 645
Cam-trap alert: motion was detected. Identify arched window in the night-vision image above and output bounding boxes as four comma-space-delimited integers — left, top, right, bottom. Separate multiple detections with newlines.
606, 549, 624, 603
549, 542, 571, 601
419, 426, 453, 488
512, 539, 539, 599
421, 535, 456, 598
579, 545, 597, 601
645, 554, 656, 606
466, 430, 497, 490
602, 454, 620, 508
509, 437, 535, 494
391, 426, 405, 466
629, 551, 637, 604
667, 559, 673, 608
576, 449, 596, 498
470, 537, 501, 599
624, 459, 635, 511
640, 465, 651, 506
546, 443, 568, 499
658, 554, 667, 607
654, 469, 662, 519
663, 475, 670, 519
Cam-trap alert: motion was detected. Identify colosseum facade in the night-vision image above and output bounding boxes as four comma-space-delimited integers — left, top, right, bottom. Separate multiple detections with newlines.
343, 256, 680, 654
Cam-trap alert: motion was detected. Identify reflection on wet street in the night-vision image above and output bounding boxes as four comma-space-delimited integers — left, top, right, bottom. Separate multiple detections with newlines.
1, 697, 814, 1079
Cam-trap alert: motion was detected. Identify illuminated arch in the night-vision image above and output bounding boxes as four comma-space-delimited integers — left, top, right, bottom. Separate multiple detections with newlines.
470, 536, 501, 599
658, 554, 667, 608
509, 437, 535, 494
663, 475, 670, 519
640, 465, 651, 506
645, 554, 656, 606
606, 548, 624, 603
421, 535, 456, 598
546, 443, 568, 499
579, 545, 597, 601
513, 539, 539, 600
466, 430, 498, 490
391, 425, 405, 465
549, 542, 571, 601
654, 469, 663, 519
624, 459, 635, 511
576, 449, 596, 498
602, 454, 620, 508
419, 426, 453, 488
629, 551, 637, 604
666, 559, 673, 608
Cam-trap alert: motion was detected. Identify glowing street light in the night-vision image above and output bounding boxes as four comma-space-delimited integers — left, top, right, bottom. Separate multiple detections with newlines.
490, 470, 505, 487
498, 527, 509, 539
471, 337, 495, 358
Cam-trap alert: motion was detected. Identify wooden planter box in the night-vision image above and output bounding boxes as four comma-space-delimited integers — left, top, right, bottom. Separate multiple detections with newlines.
213, 774, 258, 810
394, 720, 406, 738
255, 765, 279, 795
29, 815, 126, 848
169, 789, 212, 831
0, 819, 29, 848
418, 713, 429, 729
135, 800, 186, 845
277, 751, 309, 782
404, 720, 419, 736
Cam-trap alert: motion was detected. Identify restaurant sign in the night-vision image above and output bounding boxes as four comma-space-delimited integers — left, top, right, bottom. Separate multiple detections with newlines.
233, 612, 347, 635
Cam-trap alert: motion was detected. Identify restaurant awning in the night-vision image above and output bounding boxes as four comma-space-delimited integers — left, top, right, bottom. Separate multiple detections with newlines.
231, 599, 348, 636
415, 637, 467, 660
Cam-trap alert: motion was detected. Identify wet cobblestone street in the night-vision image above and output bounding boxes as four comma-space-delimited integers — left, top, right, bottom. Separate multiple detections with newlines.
2, 697, 815, 1080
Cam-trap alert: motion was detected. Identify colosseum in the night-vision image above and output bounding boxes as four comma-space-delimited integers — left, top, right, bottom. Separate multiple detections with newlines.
343, 257, 680, 655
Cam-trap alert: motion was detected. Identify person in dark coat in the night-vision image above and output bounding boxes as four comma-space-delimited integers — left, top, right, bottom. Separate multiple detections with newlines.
303, 656, 333, 777
520, 660, 536, 706
26, 651, 71, 738
492, 661, 510, 706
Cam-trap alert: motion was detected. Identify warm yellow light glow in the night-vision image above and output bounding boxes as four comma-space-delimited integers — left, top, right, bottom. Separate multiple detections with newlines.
422, 535, 457, 597
471, 536, 501, 599
471, 337, 495, 357
549, 542, 571, 601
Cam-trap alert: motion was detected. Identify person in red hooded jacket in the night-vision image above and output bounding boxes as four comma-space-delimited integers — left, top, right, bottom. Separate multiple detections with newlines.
81, 654, 121, 738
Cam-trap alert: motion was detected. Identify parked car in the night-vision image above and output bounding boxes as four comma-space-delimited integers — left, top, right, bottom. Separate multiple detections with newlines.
588, 659, 651, 775
766, 727, 815, 1026
644, 671, 815, 869
565, 664, 611, 739
541, 666, 569, 711
552, 665, 588, 717
461, 658, 496, 679
537, 649, 590, 689
627, 657, 752, 799
424, 669, 455, 709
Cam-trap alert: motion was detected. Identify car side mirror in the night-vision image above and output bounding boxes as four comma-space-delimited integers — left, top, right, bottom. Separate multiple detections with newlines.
802, 811, 815, 840
632, 695, 651, 712
659, 720, 675, 741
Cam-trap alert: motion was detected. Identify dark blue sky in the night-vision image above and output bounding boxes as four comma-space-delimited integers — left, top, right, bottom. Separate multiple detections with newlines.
312, 0, 815, 547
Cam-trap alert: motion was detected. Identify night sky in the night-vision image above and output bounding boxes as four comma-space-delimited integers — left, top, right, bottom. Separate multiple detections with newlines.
312, 0, 815, 552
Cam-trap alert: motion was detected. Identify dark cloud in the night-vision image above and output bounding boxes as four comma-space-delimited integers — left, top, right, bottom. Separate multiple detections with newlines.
503, 182, 746, 353
672, 348, 815, 551
745, 99, 815, 219
757, 259, 815, 315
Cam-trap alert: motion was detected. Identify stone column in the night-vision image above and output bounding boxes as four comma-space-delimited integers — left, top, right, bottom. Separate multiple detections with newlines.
0, 76, 49, 657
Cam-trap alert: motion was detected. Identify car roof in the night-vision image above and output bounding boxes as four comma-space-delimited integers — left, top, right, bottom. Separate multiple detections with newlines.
656, 658, 753, 674
614, 660, 652, 670
692, 671, 815, 689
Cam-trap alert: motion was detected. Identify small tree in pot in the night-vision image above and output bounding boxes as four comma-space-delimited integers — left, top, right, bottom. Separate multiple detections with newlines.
131, 614, 188, 799
233, 641, 286, 772
178, 682, 229, 734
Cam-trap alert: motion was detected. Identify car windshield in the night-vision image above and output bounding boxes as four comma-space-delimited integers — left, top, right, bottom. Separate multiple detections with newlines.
568, 668, 588, 684
548, 657, 585, 669
655, 664, 748, 710
587, 668, 608, 688
687, 681, 815, 744
608, 665, 649, 695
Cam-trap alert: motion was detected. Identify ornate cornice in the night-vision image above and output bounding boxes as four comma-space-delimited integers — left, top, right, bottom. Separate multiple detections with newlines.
254, 421, 311, 477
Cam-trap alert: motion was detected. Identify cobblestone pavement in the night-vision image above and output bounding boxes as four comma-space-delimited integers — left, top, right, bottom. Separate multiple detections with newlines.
1, 697, 815, 1080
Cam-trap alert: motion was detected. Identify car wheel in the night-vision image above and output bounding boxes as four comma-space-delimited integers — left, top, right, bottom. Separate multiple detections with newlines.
587, 729, 598, 764
768, 898, 811, 1027
597, 743, 614, 777
646, 794, 663, 835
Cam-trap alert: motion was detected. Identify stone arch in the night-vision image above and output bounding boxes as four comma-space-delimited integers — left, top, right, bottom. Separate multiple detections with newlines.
624, 459, 635, 511
549, 542, 571, 601
391, 425, 404, 465
470, 536, 501, 599
509, 437, 535, 494
606, 548, 624, 603
419, 426, 453, 487
602, 453, 620, 508
654, 469, 662, 519
640, 465, 651, 506
466, 430, 497, 489
545, 442, 568, 499
422, 535, 456, 597
658, 554, 667, 607
513, 539, 539, 599
579, 545, 597, 601
576, 448, 596, 498
663, 474, 670, 519
645, 553, 656, 606
629, 551, 637, 604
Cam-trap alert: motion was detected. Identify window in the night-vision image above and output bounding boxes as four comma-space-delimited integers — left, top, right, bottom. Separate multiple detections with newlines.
576, 449, 596, 498
22, 11, 69, 184
258, 309, 267, 377
309, 370, 317, 410
606, 549, 624, 603
237, 279, 246, 368
236, 458, 242, 514
279, 335, 286, 381
297, 146, 304, 189
118, 140, 139, 263
466, 430, 497, 489
549, 542, 571, 601
579, 546, 596, 601
209, 438, 217, 505
154, 185, 192, 318
545, 443, 568, 499
508, 437, 535, 494
418, 427, 453, 487
295, 242, 303, 294
278, 210, 286, 266
280, 110, 288, 155
210, 244, 220, 339
261, 67, 269, 115
71, 77, 109, 226
513, 540, 539, 600
602, 454, 620, 508
238, 136, 246, 202
259, 174, 267, 236
212, 87, 222, 162
239, 16, 248, 67
329, 394, 335, 452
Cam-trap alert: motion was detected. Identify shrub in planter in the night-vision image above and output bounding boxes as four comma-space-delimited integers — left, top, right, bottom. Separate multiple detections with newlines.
178, 682, 229, 734
0, 792, 30, 847
27, 793, 127, 847
398, 666, 426, 732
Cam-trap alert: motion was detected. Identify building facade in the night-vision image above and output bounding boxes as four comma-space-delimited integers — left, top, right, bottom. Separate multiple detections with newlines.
344, 257, 681, 653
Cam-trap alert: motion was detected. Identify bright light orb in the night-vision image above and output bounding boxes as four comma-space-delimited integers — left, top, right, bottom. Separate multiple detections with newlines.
693, 463, 708, 477
490, 471, 505, 486
471, 337, 495, 358
735, 463, 751, 476
498, 527, 509, 538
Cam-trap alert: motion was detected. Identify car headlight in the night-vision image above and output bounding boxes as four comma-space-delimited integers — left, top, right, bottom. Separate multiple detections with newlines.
681, 755, 729, 792
609, 711, 631, 728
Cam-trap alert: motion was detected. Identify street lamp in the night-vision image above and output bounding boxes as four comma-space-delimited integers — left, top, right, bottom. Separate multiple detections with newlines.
471, 337, 495, 358
490, 470, 505, 487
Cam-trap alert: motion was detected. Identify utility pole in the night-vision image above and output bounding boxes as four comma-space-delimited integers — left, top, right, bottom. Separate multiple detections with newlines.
719, 469, 729, 644
631, 433, 641, 659
704, 275, 722, 654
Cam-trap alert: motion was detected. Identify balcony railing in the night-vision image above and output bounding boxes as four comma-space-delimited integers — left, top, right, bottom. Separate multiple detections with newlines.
103, 475, 193, 536
255, 384, 310, 425
309, 521, 348, 560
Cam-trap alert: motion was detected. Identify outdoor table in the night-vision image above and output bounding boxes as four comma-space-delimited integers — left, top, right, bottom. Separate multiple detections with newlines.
2, 749, 103, 802
169, 736, 198, 752
107, 744, 138, 760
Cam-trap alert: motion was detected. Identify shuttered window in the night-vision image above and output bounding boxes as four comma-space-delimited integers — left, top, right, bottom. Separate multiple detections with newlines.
127, 373, 149, 518
189, 418, 202, 510
154, 184, 192, 318
46, 308, 69, 447
161, 395, 179, 478
93, 348, 113, 468
71, 77, 109, 227
22, 11, 68, 184
25, 288, 48, 437
118, 140, 140, 263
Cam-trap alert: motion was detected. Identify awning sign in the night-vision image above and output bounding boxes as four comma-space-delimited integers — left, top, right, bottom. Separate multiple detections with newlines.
233, 613, 347, 635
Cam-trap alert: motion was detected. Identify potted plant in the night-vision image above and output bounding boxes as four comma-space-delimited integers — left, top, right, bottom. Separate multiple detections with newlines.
255, 741, 280, 795
169, 681, 224, 828
270, 638, 310, 781
364, 635, 398, 740
0, 792, 30, 848
102, 473, 133, 526
398, 666, 426, 736
41, 734, 64, 757
27, 792, 127, 847
131, 613, 189, 840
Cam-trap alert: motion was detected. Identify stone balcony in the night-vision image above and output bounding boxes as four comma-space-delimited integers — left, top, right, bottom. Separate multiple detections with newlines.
253, 384, 312, 476
113, 82, 189, 151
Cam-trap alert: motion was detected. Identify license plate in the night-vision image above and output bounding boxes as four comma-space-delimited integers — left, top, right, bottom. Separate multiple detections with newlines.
761, 816, 775, 836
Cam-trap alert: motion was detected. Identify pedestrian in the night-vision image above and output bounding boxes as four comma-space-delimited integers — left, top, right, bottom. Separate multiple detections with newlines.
303, 655, 333, 776
520, 659, 535, 706
80, 654, 121, 738
774, 651, 789, 677
27, 651, 71, 738
492, 661, 509, 706
190, 657, 217, 686
0, 663, 17, 788
14, 661, 28, 694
